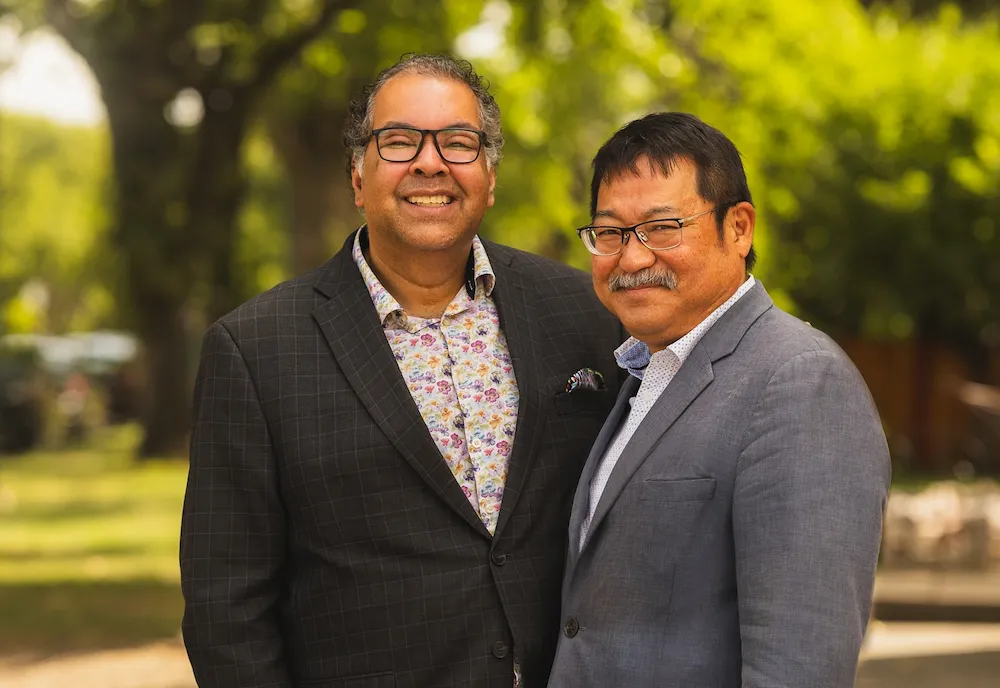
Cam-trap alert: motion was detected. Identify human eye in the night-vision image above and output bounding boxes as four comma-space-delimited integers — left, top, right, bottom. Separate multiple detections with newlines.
593, 227, 624, 239
643, 220, 682, 234
440, 130, 480, 150
379, 129, 419, 148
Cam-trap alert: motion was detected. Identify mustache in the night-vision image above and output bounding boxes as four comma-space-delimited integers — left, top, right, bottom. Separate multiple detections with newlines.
607, 268, 678, 292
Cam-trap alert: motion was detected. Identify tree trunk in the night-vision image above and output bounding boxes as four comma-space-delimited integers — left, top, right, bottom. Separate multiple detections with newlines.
269, 106, 356, 274
192, 104, 254, 323
136, 302, 193, 457
104, 97, 198, 458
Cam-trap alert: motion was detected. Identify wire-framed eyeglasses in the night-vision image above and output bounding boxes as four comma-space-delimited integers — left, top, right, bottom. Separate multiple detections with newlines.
576, 204, 735, 256
369, 127, 486, 164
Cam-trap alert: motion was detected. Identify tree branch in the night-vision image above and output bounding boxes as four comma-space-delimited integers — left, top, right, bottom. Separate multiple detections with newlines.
235, 0, 355, 101
44, 0, 87, 56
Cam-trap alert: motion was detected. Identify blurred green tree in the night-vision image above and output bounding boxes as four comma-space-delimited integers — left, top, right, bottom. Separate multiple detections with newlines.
2, 0, 999, 465
263, 0, 467, 274
663, 0, 1000, 463
0, 114, 112, 333
34, 0, 357, 456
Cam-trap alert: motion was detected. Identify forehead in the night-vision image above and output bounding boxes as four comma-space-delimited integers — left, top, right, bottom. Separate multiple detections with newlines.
595, 157, 700, 217
371, 73, 481, 129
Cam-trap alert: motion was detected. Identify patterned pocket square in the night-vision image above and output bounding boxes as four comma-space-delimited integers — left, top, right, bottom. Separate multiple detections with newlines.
565, 367, 606, 393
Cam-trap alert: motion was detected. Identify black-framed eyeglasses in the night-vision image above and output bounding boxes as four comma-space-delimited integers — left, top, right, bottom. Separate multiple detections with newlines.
576, 203, 736, 256
369, 127, 486, 164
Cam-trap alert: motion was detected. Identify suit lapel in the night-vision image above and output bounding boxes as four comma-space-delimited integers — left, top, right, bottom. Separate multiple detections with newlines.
312, 232, 491, 539
566, 375, 638, 571
580, 348, 714, 553
488, 246, 547, 540
579, 281, 775, 553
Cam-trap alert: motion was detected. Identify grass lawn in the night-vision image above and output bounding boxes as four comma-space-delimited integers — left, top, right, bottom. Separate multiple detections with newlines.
0, 425, 189, 656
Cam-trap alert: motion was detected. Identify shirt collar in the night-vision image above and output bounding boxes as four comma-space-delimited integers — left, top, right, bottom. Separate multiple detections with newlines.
352, 226, 497, 327
614, 276, 757, 380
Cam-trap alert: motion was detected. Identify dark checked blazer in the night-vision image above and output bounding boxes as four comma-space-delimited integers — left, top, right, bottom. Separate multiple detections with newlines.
180, 230, 625, 688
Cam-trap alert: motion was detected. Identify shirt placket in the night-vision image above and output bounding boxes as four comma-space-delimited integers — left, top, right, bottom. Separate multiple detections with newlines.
443, 296, 490, 526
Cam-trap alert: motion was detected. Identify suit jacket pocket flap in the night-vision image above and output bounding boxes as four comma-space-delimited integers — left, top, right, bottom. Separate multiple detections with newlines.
553, 389, 610, 416
640, 477, 716, 502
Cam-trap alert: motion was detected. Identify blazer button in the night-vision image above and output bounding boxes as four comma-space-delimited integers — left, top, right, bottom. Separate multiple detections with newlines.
492, 641, 510, 658
491, 551, 507, 566
564, 618, 580, 638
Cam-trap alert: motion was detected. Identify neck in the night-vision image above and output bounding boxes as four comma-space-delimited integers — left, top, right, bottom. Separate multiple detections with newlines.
366, 233, 473, 319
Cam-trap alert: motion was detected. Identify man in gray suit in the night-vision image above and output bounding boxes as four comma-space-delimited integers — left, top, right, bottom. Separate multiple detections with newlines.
548, 112, 891, 688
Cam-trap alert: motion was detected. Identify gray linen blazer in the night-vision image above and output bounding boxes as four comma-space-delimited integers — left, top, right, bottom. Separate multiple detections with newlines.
548, 281, 890, 688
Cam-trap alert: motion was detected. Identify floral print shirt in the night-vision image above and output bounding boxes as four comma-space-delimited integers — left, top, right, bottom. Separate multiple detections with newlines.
353, 230, 519, 536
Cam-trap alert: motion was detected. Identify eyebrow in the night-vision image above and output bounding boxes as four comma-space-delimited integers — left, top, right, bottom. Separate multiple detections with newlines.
593, 205, 682, 222
377, 120, 481, 130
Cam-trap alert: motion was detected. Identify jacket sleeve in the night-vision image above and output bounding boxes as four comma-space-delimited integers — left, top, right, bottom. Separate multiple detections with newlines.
733, 349, 890, 688
180, 321, 291, 688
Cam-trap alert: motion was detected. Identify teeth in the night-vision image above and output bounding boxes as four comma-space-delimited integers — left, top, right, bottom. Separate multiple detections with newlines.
407, 195, 452, 206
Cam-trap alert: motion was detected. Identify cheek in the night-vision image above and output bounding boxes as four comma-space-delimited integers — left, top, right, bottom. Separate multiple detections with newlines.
591, 257, 616, 281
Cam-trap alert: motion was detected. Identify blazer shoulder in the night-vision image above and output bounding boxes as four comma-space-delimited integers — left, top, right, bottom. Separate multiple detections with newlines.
214, 267, 326, 341
751, 306, 858, 374
484, 240, 593, 293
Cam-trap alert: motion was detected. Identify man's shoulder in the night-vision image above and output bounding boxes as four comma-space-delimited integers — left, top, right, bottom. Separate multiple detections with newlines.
215, 265, 327, 335
750, 304, 857, 375
482, 240, 592, 293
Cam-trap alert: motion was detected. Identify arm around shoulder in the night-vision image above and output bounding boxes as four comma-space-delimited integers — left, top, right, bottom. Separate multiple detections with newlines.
180, 321, 291, 687
733, 348, 890, 688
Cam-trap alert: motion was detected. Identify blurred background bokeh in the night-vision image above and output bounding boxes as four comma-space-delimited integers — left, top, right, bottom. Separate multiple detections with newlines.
0, 0, 998, 686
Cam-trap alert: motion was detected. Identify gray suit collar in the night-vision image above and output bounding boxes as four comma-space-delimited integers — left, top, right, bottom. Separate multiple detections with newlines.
569, 281, 774, 565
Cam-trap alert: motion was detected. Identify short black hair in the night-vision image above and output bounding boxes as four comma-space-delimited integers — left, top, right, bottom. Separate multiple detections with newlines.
590, 112, 756, 271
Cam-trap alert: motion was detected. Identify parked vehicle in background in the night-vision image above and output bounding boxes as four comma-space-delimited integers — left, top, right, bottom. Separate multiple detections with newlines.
0, 331, 139, 453
0, 341, 46, 454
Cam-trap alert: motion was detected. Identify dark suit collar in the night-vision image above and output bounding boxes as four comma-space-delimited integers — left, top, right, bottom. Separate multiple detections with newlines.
312, 231, 491, 538
314, 228, 485, 301
311, 232, 549, 541
478, 242, 549, 540
572, 280, 773, 562
566, 374, 638, 573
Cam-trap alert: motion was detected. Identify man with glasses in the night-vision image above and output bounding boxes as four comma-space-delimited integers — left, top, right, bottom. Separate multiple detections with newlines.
180, 53, 624, 688
547, 112, 890, 687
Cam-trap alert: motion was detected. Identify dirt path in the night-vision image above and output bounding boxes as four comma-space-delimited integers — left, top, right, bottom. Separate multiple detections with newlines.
3, 623, 1000, 687
0, 641, 193, 688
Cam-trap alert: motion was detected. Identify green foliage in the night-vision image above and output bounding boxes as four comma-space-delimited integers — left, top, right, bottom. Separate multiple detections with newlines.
661, 0, 1000, 354
3, 0, 1000, 448
476, 0, 682, 267
0, 113, 114, 332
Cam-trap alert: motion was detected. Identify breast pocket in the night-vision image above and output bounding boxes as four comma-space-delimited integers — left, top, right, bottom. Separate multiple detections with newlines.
553, 389, 612, 416
639, 477, 716, 502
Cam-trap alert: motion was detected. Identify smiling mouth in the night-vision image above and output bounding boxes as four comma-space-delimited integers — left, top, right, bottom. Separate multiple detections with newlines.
406, 195, 454, 206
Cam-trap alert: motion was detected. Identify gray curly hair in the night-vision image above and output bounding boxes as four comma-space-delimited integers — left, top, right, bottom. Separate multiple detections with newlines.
343, 53, 504, 175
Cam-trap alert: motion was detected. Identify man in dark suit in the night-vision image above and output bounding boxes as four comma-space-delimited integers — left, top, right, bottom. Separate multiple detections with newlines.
179, 54, 622, 688
547, 113, 890, 687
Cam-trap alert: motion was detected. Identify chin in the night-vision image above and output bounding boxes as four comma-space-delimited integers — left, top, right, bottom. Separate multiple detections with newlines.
410, 223, 477, 248
621, 315, 671, 339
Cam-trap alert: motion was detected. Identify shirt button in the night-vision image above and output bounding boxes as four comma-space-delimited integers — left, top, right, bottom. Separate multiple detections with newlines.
491, 551, 507, 566
492, 641, 510, 658
564, 618, 580, 638
471, 438, 483, 449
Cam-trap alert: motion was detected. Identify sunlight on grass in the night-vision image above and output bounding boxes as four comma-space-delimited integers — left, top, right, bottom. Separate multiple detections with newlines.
0, 425, 189, 652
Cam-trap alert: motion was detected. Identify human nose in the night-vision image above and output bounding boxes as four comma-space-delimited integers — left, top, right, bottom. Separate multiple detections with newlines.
616, 229, 656, 271
409, 132, 448, 176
